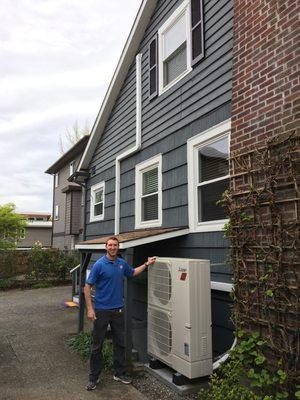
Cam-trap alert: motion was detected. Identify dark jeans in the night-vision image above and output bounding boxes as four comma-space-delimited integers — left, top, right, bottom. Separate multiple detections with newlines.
89, 308, 126, 382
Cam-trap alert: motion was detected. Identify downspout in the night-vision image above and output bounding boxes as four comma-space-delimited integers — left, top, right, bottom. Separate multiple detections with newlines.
114, 53, 142, 235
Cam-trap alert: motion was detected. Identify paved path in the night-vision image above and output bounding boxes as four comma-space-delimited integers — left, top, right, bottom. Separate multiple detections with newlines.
0, 286, 146, 400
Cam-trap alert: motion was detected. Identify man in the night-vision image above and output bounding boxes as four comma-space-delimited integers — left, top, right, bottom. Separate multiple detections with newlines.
84, 236, 156, 390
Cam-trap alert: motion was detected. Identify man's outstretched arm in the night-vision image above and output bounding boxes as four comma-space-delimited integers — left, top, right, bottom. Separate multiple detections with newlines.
133, 256, 157, 277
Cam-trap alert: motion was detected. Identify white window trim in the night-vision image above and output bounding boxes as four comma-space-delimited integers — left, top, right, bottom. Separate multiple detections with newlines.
54, 173, 59, 188
54, 205, 59, 221
135, 154, 162, 229
187, 119, 231, 232
90, 182, 105, 222
158, 0, 192, 95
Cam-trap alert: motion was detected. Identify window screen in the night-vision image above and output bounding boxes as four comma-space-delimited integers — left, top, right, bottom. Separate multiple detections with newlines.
142, 167, 158, 221
162, 12, 187, 87
198, 136, 229, 222
94, 189, 103, 216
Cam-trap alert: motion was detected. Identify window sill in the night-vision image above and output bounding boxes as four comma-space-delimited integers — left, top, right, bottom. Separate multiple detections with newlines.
159, 67, 192, 96
90, 215, 104, 223
190, 219, 228, 233
135, 219, 162, 230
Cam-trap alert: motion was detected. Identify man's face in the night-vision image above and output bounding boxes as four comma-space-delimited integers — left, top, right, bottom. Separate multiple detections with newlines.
105, 239, 119, 259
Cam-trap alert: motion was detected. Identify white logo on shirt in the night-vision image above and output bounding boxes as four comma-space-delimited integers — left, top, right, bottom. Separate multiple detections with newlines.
119, 265, 123, 269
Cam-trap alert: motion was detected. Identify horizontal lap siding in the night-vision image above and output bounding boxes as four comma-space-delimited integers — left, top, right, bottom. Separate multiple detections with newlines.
85, 0, 233, 240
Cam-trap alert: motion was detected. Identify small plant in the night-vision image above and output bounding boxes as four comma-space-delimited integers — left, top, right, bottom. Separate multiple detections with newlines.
31, 282, 50, 289
67, 332, 113, 371
0, 278, 14, 290
198, 331, 296, 400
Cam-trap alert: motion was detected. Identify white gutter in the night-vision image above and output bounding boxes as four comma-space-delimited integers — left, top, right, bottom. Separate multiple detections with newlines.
114, 53, 143, 235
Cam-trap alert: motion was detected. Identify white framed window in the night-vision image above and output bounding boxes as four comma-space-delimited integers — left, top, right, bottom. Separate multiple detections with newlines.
90, 182, 105, 222
158, 0, 192, 94
187, 120, 231, 232
135, 154, 162, 229
54, 205, 59, 221
70, 161, 75, 176
54, 173, 59, 188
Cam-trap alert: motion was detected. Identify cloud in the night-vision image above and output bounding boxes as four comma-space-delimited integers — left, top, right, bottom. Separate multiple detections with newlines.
0, 0, 141, 213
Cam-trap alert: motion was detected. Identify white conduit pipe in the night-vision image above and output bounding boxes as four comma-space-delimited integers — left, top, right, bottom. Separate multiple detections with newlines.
114, 53, 142, 235
212, 337, 237, 370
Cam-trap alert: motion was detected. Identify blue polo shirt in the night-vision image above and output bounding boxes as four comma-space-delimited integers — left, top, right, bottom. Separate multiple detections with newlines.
86, 255, 134, 310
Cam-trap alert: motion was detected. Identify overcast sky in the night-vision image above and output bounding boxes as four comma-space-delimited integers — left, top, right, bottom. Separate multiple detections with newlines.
0, 0, 141, 214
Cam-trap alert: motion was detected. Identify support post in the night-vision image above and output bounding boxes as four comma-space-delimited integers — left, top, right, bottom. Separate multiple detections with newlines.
78, 251, 91, 333
124, 247, 134, 365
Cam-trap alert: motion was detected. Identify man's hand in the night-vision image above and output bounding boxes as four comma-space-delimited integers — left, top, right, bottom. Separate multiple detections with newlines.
146, 256, 157, 266
87, 308, 97, 321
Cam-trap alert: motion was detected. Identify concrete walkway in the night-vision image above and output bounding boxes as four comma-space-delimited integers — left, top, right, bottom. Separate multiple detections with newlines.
0, 286, 147, 400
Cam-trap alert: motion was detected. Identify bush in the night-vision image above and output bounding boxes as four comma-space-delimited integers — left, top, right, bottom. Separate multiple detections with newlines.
0, 278, 14, 290
67, 332, 113, 371
0, 251, 17, 278
25, 243, 79, 281
198, 331, 298, 400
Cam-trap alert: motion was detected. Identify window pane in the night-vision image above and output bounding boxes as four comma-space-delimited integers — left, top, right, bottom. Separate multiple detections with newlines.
199, 137, 229, 182
143, 168, 158, 195
95, 190, 103, 204
94, 203, 103, 216
163, 13, 186, 59
198, 179, 229, 221
142, 194, 158, 221
164, 43, 187, 86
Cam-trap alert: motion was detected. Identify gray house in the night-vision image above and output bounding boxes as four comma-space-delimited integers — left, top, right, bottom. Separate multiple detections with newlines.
74, 0, 233, 364
45, 136, 89, 250
16, 212, 52, 248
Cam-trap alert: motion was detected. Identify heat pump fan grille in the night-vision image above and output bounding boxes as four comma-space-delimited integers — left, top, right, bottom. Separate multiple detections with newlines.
150, 261, 172, 306
149, 308, 172, 357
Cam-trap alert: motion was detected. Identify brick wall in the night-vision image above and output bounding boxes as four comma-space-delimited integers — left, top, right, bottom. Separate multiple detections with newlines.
229, 0, 300, 382
231, 0, 299, 152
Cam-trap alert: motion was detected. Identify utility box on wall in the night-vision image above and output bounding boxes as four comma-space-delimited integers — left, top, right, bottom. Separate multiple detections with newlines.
148, 257, 213, 379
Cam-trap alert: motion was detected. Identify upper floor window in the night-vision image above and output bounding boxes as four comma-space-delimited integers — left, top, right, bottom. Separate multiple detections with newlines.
55, 173, 59, 188
70, 161, 75, 176
149, 0, 204, 98
135, 155, 162, 229
90, 182, 105, 222
187, 120, 230, 232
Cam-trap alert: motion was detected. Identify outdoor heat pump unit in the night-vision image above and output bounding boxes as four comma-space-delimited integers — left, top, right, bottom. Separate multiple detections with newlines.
147, 257, 213, 379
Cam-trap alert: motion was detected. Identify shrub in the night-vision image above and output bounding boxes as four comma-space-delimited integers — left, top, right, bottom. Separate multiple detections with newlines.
0, 278, 14, 290
198, 331, 298, 400
67, 331, 113, 371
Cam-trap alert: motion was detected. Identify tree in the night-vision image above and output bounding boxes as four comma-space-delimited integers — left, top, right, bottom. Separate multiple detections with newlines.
0, 204, 27, 250
59, 121, 90, 154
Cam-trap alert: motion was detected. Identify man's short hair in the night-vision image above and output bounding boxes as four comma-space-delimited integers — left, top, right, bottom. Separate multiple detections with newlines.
105, 236, 120, 245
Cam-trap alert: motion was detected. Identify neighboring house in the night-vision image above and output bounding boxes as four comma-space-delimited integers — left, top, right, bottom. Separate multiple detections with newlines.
45, 136, 89, 250
73, 0, 234, 364
17, 212, 52, 248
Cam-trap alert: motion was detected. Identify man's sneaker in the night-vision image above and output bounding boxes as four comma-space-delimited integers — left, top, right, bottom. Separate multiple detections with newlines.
113, 373, 132, 384
85, 378, 100, 391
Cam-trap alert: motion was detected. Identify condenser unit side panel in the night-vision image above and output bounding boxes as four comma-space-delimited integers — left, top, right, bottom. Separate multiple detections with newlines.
190, 261, 212, 362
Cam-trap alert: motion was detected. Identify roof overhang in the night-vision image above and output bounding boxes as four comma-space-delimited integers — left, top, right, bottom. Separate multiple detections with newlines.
61, 184, 82, 193
75, 227, 189, 250
78, 0, 158, 171
68, 170, 89, 185
45, 135, 89, 175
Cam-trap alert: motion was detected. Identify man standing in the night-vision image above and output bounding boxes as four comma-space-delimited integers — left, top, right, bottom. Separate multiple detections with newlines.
84, 236, 156, 390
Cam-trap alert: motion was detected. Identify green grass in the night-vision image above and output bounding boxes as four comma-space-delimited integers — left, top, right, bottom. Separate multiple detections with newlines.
67, 331, 113, 371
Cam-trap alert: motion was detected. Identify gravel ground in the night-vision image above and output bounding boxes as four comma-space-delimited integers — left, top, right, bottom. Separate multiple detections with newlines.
132, 371, 200, 400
